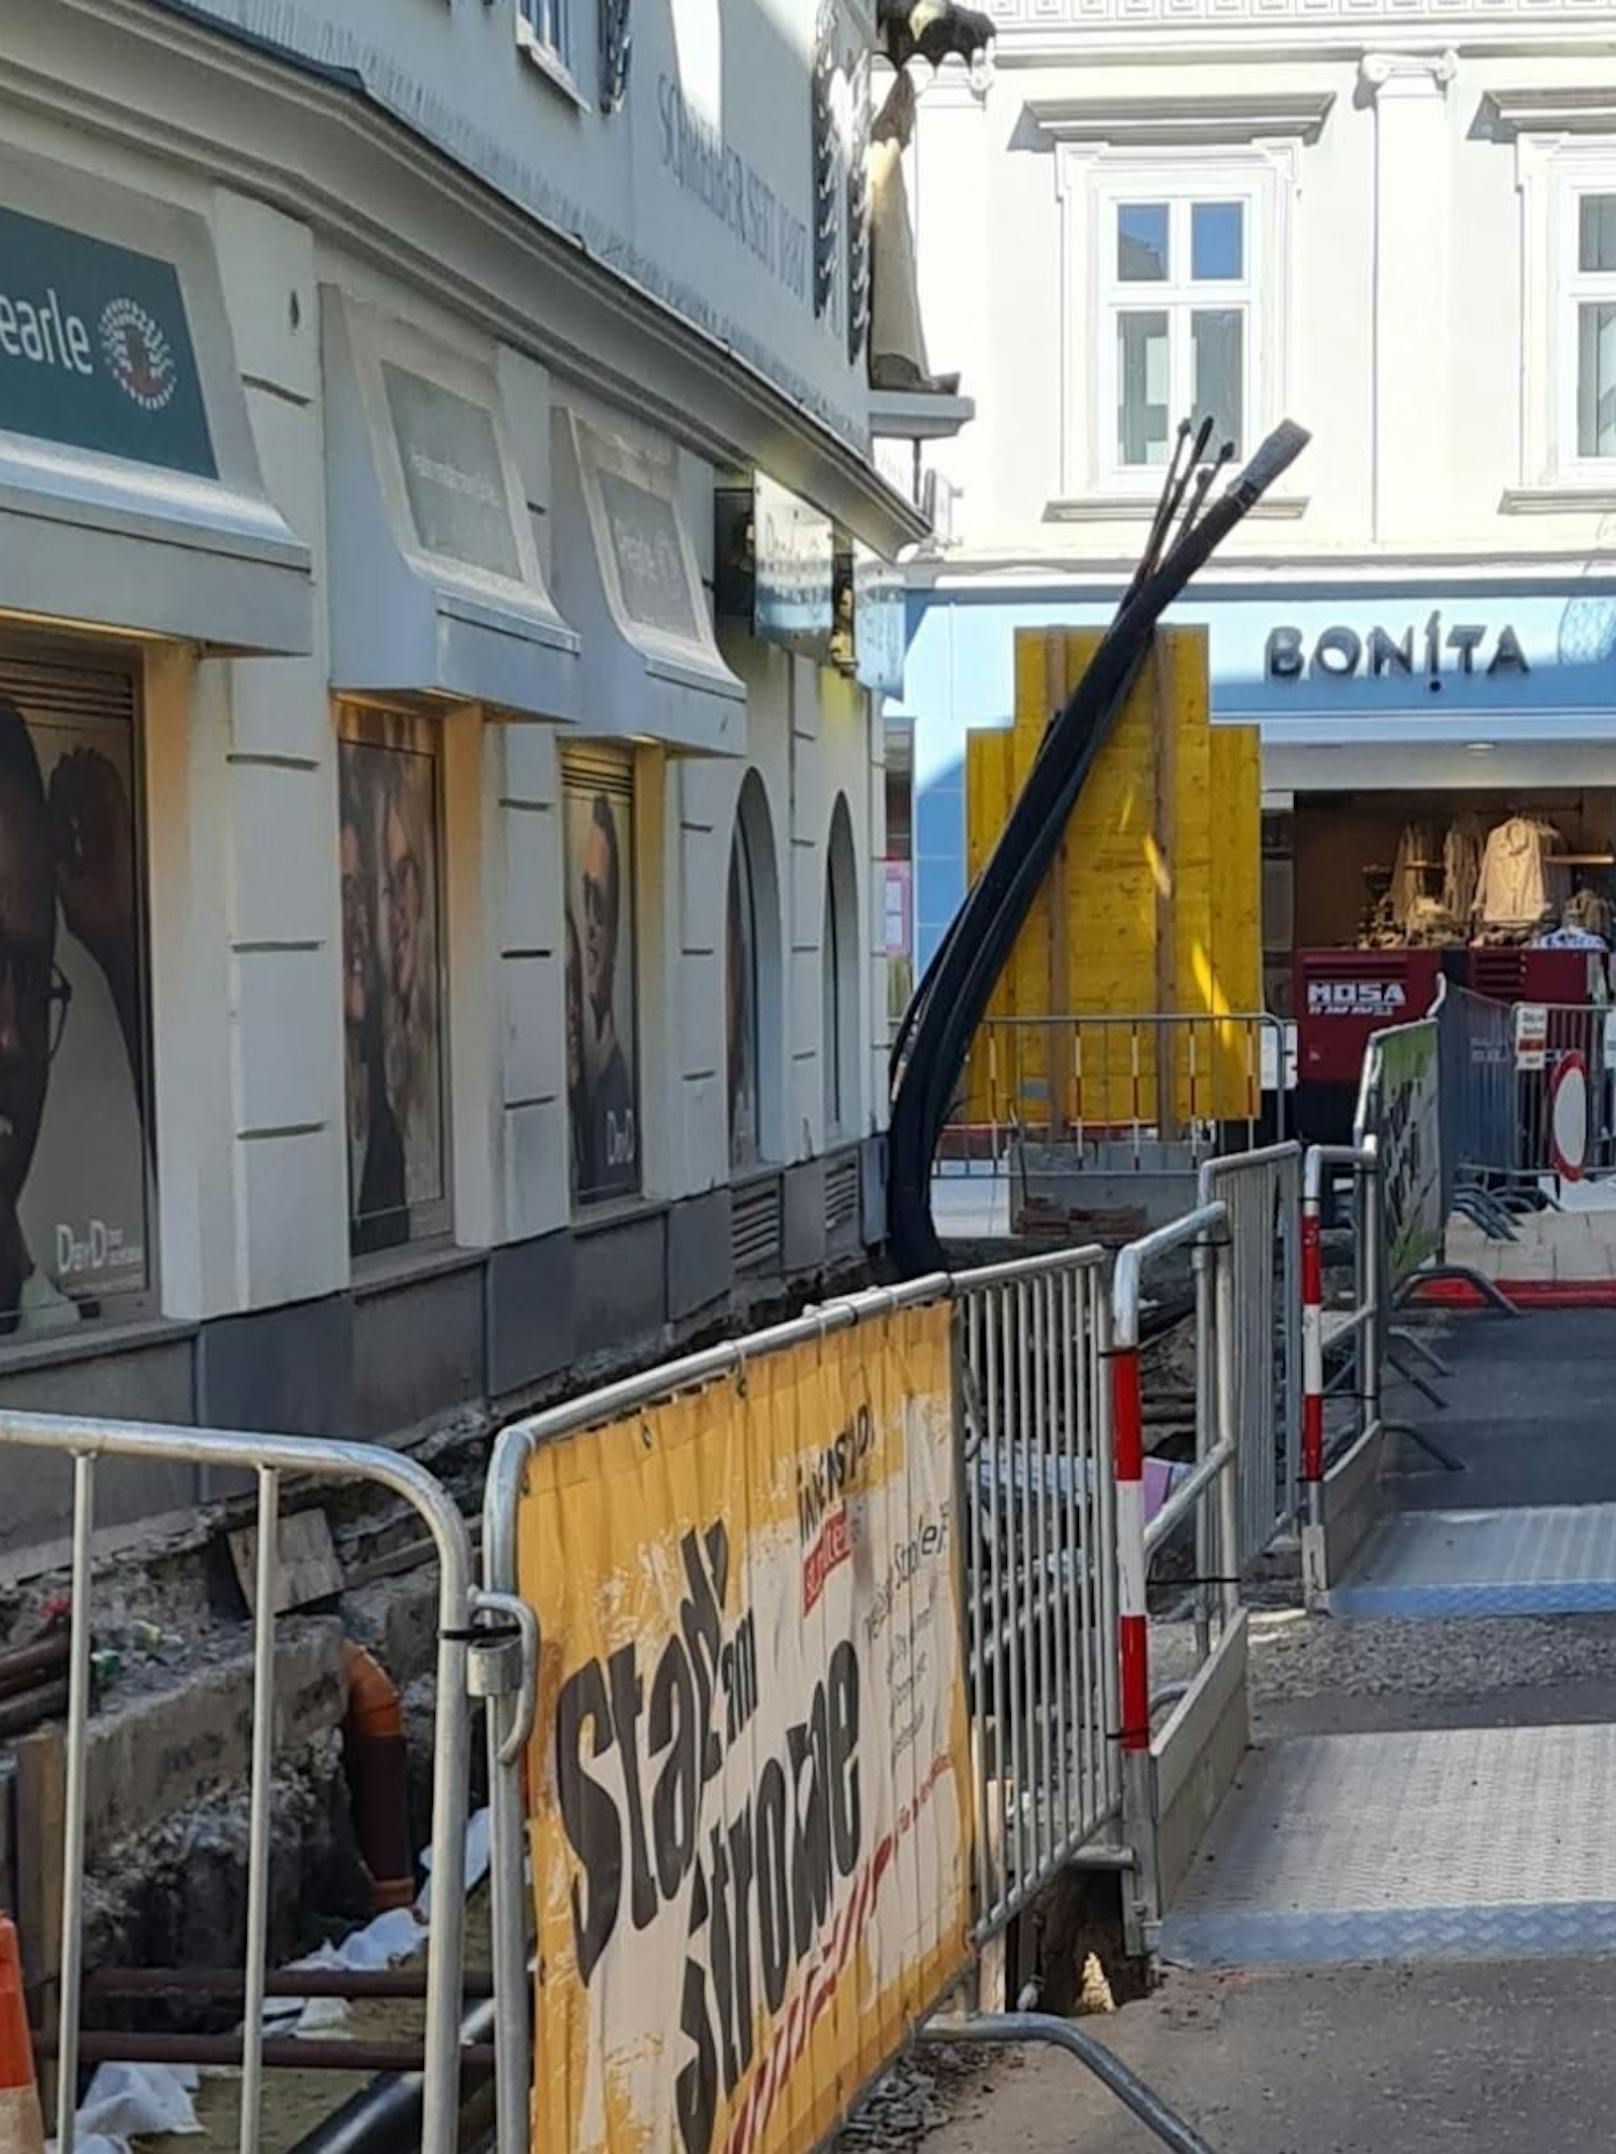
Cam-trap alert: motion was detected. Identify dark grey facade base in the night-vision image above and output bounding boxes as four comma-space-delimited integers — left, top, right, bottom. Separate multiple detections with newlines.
0, 1146, 881, 1558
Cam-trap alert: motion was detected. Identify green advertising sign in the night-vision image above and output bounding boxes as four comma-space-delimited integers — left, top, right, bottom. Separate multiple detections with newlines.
0, 203, 215, 479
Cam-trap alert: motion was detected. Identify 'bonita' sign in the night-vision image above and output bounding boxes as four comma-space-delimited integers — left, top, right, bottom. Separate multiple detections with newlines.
1266, 612, 1529, 683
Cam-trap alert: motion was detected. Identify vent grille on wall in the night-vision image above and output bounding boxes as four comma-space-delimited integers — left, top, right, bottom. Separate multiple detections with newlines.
732, 1179, 784, 1276
1472, 948, 1527, 1000
825, 1153, 860, 1237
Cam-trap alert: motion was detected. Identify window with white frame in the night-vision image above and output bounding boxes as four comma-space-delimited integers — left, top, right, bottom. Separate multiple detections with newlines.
1513, 132, 1616, 490
1105, 192, 1250, 472
1055, 141, 1294, 503
1572, 191, 1616, 462
517, 0, 569, 68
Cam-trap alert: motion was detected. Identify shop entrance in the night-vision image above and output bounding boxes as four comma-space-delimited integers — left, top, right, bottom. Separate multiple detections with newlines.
1273, 786, 1616, 1143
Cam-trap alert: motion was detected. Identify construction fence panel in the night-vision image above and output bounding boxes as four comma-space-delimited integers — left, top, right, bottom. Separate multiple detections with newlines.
953, 1248, 1120, 1948
487, 1282, 974, 2154
1442, 987, 1516, 1187
1356, 1015, 1442, 1293
1509, 1001, 1616, 1179
0, 1411, 477, 2154
480, 1250, 1214, 2154
1197, 1146, 1302, 1563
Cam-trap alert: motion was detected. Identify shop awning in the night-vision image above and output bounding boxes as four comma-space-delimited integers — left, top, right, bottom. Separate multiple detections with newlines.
552, 406, 745, 757
322, 290, 580, 720
0, 147, 310, 654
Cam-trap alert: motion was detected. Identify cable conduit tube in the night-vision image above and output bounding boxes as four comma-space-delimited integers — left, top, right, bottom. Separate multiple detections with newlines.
888, 418, 1310, 1277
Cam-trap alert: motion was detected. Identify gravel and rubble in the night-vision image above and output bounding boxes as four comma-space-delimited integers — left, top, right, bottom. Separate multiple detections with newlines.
835, 2046, 1015, 2148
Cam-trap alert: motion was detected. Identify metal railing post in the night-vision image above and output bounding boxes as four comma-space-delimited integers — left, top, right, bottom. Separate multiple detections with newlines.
1211, 1229, 1241, 1624
1300, 1157, 1325, 1530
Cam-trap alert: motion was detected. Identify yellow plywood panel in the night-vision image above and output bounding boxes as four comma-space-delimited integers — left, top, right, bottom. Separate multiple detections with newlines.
962, 725, 1015, 1120
960, 626, 1262, 1134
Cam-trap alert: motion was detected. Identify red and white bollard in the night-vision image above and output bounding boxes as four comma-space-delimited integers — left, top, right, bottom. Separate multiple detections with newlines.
1300, 1195, 1325, 1488
1110, 1339, 1150, 1755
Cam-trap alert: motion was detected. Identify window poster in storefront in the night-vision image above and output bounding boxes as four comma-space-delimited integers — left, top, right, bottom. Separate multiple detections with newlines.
0, 648, 148, 1336
562, 748, 640, 1205
726, 817, 760, 1170
338, 707, 448, 1256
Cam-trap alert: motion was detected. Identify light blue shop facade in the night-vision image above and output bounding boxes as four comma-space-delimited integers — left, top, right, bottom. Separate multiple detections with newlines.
893, 575, 1616, 984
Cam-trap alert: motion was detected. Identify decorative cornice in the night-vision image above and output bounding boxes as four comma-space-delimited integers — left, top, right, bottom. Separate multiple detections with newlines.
1026, 89, 1335, 145
988, 0, 1608, 25
984, 0, 1615, 47
1484, 87, 1616, 137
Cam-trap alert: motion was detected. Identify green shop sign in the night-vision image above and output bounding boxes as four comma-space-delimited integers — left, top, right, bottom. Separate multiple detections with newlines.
0, 202, 215, 479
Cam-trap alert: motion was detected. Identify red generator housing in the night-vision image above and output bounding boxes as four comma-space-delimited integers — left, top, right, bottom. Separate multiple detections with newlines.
1293, 945, 1609, 1145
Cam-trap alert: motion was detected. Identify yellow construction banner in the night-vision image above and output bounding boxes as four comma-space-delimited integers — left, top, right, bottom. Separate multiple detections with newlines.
517, 1300, 971, 2154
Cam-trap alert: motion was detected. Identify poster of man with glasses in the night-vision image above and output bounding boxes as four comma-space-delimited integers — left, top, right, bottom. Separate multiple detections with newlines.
338, 710, 446, 1256
563, 754, 639, 1205
0, 684, 146, 1335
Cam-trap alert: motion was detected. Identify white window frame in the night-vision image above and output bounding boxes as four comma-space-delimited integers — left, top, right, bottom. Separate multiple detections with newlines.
1515, 135, 1616, 495
1102, 187, 1253, 483
515, 0, 587, 109
1056, 143, 1296, 504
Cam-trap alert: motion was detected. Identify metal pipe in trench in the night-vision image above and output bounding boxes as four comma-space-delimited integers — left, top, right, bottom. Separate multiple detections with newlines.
283, 1996, 498, 2154
36, 2029, 496, 2075
83, 1968, 496, 2002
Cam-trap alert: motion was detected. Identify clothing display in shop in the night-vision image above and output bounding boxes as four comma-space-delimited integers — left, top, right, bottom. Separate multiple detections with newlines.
1563, 885, 1613, 942
1441, 818, 1484, 926
1353, 806, 1612, 952
1535, 925, 1608, 950
1472, 817, 1565, 934
1387, 822, 1436, 935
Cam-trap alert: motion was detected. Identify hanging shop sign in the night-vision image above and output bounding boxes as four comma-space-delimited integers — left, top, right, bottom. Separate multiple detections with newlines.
753, 473, 834, 653
855, 544, 907, 697
0, 202, 215, 479
1265, 614, 1529, 684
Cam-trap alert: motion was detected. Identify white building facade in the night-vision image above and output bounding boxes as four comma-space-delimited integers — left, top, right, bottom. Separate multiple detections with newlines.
0, 0, 917, 1547
894, 0, 1616, 1012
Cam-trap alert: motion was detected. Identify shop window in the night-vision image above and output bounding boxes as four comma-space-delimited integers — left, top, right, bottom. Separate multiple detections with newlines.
563, 746, 641, 1206
822, 795, 861, 1139
727, 772, 782, 1173
338, 708, 450, 1257
0, 642, 151, 1337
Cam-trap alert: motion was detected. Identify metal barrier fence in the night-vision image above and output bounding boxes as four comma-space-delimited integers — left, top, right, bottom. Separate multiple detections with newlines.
956, 1012, 1284, 1171
1198, 1145, 1301, 1563
1354, 1013, 1442, 1293
482, 1258, 1222, 2154
1299, 1144, 1382, 1494
0, 1409, 479, 2154
1441, 986, 1515, 1189
1436, 990, 1616, 1187
1298, 1143, 1386, 1608
1108, 1203, 1244, 1936
1510, 1001, 1616, 1178
954, 1247, 1120, 1946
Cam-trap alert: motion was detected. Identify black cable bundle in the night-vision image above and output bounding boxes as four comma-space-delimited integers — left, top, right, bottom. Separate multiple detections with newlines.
888, 416, 1311, 1277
